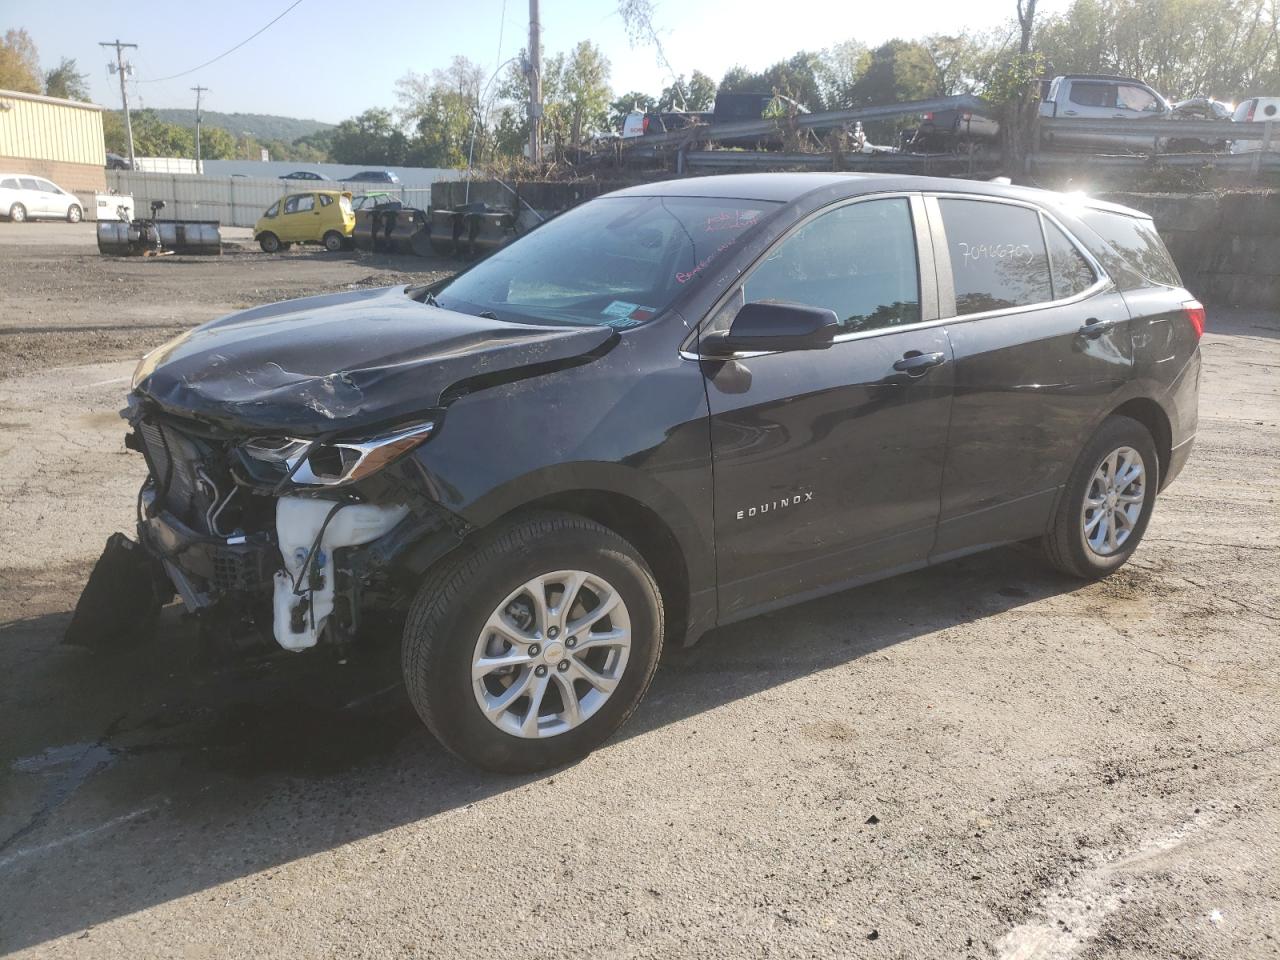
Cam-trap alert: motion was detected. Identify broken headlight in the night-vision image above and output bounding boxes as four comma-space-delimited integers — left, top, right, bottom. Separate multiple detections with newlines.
240, 421, 435, 487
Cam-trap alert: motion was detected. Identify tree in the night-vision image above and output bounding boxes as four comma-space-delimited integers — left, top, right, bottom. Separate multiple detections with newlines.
329, 108, 408, 165
0, 28, 41, 93
818, 40, 869, 107
502, 41, 612, 159
200, 126, 238, 160
1034, 0, 1279, 100
657, 70, 717, 111
44, 57, 89, 100
718, 53, 827, 110
846, 40, 940, 107
397, 57, 484, 167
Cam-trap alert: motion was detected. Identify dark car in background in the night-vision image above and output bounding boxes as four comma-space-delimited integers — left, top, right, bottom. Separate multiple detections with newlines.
341, 170, 401, 184
98, 173, 1202, 772
281, 170, 328, 180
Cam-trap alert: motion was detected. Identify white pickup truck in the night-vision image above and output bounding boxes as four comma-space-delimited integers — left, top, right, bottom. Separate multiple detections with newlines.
1038, 75, 1174, 150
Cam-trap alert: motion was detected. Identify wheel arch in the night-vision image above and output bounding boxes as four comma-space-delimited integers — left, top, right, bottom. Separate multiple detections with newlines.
1108, 397, 1172, 490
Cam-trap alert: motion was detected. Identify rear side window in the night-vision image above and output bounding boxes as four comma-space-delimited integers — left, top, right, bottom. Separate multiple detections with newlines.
743, 197, 921, 332
1043, 220, 1098, 299
318, 194, 333, 206
19, 177, 39, 190
937, 199, 1052, 314
0, 178, 17, 189
1078, 210, 1182, 289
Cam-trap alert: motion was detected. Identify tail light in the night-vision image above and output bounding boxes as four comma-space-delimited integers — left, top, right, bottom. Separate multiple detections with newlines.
1245, 100, 1256, 121
642, 116, 650, 134
1183, 300, 1206, 339
961, 111, 972, 121
923, 111, 934, 121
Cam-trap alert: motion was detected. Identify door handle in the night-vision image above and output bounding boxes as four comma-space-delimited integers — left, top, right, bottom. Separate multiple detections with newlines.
893, 351, 947, 375
1063, 109, 1078, 116
1078, 317, 1122, 339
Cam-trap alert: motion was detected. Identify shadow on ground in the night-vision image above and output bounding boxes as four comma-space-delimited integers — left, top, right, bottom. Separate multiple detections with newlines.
0, 545, 1074, 952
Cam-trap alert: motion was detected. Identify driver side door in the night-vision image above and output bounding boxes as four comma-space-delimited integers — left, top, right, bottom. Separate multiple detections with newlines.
700, 195, 955, 621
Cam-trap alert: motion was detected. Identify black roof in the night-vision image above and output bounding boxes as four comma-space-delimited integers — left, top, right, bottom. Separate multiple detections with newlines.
606, 172, 1149, 219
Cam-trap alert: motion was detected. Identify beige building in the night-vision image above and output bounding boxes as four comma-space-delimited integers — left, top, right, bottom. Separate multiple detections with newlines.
0, 88, 106, 195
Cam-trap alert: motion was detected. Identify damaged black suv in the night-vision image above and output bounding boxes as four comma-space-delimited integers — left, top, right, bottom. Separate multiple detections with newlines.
92, 173, 1202, 772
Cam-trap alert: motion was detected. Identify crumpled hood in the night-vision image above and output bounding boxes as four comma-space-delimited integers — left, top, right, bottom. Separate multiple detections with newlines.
132, 285, 616, 436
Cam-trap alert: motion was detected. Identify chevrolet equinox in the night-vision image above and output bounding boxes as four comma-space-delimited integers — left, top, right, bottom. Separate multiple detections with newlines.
87, 173, 1202, 771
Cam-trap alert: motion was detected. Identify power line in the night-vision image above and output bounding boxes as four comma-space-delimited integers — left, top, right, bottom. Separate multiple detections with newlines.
139, 0, 306, 84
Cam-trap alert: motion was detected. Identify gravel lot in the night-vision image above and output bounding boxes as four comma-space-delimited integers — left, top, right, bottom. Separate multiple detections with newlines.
1, 222, 1277, 959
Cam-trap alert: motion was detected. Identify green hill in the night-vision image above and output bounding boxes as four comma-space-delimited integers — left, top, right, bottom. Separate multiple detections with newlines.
138, 109, 335, 143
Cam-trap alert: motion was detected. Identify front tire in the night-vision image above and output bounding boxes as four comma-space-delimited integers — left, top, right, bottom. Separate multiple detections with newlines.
1043, 415, 1159, 579
258, 232, 281, 253
9, 203, 26, 223
67, 204, 82, 223
402, 513, 663, 773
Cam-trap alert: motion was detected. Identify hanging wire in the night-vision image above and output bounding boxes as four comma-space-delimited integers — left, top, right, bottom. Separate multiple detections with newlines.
138, 0, 306, 83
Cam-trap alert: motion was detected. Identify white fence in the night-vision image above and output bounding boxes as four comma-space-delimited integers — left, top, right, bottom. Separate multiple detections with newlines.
103, 171, 445, 227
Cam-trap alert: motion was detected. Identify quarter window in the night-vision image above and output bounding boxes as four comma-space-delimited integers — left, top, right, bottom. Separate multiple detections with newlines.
741, 198, 921, 333
937, 199, 1052, 314
1043, 220, 1098, 300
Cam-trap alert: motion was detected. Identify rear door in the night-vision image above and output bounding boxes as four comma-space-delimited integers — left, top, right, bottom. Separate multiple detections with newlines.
18, 177, 45, 216
927, 195, 1134, 558
701, 195, 955, 619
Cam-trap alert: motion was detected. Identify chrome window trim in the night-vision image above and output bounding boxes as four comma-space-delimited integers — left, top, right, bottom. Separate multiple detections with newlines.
926, 192, 1113, 325
681, 191, 932, 359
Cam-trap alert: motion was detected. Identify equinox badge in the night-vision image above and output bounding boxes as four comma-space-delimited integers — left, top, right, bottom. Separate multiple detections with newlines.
736, 491, 814, 520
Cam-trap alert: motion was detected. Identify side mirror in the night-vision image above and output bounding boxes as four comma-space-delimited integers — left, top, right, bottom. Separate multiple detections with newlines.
703, 301, 839, 356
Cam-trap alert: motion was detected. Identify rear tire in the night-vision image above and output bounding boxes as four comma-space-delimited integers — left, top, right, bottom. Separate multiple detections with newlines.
402, 512, 663, 773
258, 232, 281, 253
66, 204, 82, 223
322, 230, 344, 253
1043, 415, 1159, 579
9, 203, 26, 223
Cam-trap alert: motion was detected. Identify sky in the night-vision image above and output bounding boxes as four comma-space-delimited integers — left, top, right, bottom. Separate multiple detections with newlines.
4, 0, 1059, 123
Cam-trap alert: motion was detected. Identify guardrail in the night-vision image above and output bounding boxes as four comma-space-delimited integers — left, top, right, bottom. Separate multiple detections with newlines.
622, 94, 989, 149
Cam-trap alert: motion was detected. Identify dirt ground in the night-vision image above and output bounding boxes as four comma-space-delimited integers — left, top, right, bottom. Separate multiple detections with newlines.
0, 221, 1277, 959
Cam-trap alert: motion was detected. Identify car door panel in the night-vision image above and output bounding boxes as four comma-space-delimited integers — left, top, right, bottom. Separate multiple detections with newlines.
701, 195, 954, 620
927, 195, 1135, 558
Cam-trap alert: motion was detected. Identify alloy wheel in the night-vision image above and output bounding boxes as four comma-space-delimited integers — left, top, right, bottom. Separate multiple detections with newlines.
1081, 445, 1146, 556
472, 570, 631, 739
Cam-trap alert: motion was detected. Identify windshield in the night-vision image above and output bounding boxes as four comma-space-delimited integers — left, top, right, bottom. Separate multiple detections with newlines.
436, 195, 781, 327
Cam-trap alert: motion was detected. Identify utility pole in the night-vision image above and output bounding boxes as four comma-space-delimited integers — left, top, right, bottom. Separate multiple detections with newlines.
527, 0, 543, 164
100, 40, 138, 169
191, 85, 209, 171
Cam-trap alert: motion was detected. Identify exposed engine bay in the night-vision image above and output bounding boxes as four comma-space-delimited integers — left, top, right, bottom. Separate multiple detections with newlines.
92, 399, 457, 653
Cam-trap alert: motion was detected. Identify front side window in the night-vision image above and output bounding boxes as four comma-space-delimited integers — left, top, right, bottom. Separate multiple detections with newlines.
264, 201, 279, 218
938, 199, 1052, 314
283, 194, 315, 214
36, 179, 62, 194
1044, 219, 1098, 300
437, 195, 781, 327
1117, 85, 1160, 113
741, 197, 921, 332
1069, 82, 1116, 109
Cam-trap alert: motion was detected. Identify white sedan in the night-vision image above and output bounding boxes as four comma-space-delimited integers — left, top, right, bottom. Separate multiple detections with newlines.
0, 174, 83, 222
